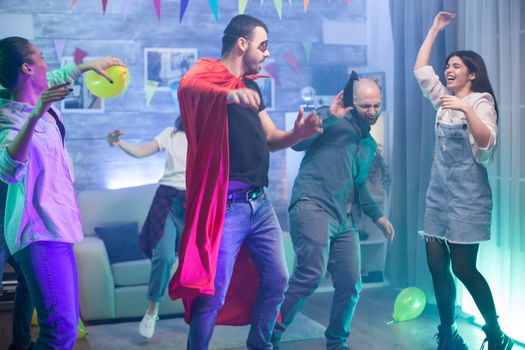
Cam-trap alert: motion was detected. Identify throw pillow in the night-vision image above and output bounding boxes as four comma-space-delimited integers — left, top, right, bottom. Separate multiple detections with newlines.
94, 222, 148, 264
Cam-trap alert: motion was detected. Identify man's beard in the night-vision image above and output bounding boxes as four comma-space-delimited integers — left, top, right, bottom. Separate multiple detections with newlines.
244, 56, 264, 75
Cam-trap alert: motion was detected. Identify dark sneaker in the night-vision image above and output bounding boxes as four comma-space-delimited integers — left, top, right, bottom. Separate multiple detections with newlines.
480, 325, 514, 350
271, 331, 280, 349
435, 323, 469, 350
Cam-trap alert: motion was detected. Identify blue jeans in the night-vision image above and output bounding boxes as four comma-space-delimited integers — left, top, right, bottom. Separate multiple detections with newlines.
13, 242, 79, 350
187, 194, 288, 350
275, 199, 362, 350
1, 234, 34, 350
147, 197, 185, 302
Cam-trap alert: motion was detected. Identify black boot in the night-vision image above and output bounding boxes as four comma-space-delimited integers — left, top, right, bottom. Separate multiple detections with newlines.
435, 323, 469, 350
480, 325, 514, 350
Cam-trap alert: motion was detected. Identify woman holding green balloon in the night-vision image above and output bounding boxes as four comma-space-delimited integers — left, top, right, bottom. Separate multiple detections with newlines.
414, 12, 513, 350
0, 36, 124, 349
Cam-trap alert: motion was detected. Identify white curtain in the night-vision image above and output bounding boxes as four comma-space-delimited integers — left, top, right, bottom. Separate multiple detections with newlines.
456, 0, 524, 343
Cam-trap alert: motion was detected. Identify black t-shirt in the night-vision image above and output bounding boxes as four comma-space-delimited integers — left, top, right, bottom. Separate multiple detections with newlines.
227, 79, 269, 187
0, 181, 6, 234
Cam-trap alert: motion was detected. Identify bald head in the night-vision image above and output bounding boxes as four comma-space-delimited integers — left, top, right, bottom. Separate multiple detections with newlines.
354, 78, 381, 101
353, 78, 382, 125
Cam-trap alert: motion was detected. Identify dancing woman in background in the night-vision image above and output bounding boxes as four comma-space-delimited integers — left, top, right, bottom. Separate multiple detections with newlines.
414, 12, 513, 350
107, 116, 187, 339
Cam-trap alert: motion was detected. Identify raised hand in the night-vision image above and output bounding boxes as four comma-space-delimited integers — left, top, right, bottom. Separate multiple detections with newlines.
330, 90, 354, 118
432, 11, 456, 31
32, 83, 72, 120
292, 108, 323, 140
226, 88, 261, 112
107, 130, 127, 147
79, 56, 126, 83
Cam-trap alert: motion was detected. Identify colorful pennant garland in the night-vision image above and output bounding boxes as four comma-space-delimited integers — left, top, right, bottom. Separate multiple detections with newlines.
83, 0, 355, 29
239, 0, 249, 14
123, 0, 132, 19
273, 0, 283, 19
208, 0, 219, 21
53, 39, 66, 62
283, 50, 300, 74
263, 63, 281, 86
73, 47, 88, 65
180, 0, 189, 22
146, 80, 160, 105
302, 42, 312, 63
152, 0, 161, 21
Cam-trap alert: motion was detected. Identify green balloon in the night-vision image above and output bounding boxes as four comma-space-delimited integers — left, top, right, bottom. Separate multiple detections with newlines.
393, 287, 427, 322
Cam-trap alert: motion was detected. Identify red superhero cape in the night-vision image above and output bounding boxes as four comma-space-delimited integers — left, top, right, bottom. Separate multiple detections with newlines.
168, 58, 261, 325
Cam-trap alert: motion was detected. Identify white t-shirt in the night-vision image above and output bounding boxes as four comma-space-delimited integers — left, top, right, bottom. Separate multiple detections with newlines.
154, 127, 187, 190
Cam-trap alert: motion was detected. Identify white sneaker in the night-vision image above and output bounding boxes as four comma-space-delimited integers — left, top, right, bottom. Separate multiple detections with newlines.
139, 312, 159, 338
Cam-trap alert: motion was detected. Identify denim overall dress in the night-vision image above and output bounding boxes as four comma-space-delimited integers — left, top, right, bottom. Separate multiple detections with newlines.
423, 120, 492, 243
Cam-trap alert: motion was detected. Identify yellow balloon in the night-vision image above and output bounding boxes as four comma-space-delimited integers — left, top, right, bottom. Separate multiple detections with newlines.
31, 309, 38, 326
31, 308, 88, 339
77, 319, 88, 339
85, 66, 130, 98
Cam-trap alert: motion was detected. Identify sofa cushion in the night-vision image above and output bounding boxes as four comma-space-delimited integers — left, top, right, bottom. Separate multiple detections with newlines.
77, 184, 157, 236
95, 222, 148, 264
111, 259, 151, 287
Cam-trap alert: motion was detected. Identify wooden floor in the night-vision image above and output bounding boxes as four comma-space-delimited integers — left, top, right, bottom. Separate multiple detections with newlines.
1, 287, 523, 350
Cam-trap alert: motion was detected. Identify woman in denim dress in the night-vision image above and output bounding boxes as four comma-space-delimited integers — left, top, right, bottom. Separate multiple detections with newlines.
414, 12, 513, 350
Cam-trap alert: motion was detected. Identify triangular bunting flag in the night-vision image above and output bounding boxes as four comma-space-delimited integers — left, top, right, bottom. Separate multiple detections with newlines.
302, 42, 312, 63
273, 0, 282, 19
303, 0, 309, 12
102, 0, 108, 15
263, 63, 281, 86
180, 0, 190, 22
283, 50, 300, 74
169, 82, 180, 111
73, 47, 88, 65
53, 39, 66, 62
152, 0, 161, 21
208, 0, 218, 21
123, 0, 132, 19
71, 0, 78, 7
239, 0, 248, 14
347, 0, 351, 6
145, 80, 159, 106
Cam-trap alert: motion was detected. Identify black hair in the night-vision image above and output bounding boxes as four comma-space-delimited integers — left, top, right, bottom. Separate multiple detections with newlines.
221, 15, 268, 57
174, 115, 184, 132
446, 50, 499, 119
0, 36, 35, 89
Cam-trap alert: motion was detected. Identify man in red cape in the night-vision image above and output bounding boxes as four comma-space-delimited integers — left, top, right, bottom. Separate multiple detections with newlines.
168, 14, 322, 350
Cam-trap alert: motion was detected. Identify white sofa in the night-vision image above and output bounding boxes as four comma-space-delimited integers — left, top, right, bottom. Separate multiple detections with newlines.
74, 184, 184, 322
74, 184, 296, 322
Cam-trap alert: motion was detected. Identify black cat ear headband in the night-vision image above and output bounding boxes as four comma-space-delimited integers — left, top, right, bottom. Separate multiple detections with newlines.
343, 70, 359, 108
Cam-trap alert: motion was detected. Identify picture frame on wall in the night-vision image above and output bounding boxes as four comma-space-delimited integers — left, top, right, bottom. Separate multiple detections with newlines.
60, 56, 104, 113
255, 67, 275, 111
144, 48, 198, 91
